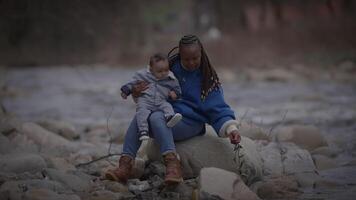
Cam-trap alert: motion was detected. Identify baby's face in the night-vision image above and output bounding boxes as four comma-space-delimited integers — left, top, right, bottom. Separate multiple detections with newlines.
150, 60, 169, 80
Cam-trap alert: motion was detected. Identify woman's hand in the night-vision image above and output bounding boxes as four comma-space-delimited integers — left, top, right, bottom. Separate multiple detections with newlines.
132, 81, 149, 98
228, 130, 241, 144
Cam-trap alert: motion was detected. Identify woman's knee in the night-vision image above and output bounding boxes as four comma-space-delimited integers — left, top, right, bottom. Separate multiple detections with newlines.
148, 111, 165, 124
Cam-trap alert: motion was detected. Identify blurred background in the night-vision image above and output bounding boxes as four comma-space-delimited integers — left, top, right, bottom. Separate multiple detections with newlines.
1, 0, 356, 67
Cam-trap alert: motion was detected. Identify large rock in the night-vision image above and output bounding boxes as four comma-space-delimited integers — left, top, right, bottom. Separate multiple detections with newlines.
198, 167, 261, 200
0, 153, 46, 173
42, 168, 93, 192
280, 142, 316, 175
37, 119, 79, 140
253, 175, 301, 199
0, 179, 69, 200
21, 122, 72, 149
258, 142, 283, 176
275, 125, 327, 151
312, 154, 338, 171
147, 133, 263, 185
0, 133, 16, 154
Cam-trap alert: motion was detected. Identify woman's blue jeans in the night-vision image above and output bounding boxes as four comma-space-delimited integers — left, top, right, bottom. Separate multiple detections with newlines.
122, 111, 205, 157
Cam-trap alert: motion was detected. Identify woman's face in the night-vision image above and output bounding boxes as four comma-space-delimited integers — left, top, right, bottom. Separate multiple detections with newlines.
179, 44, 201, 71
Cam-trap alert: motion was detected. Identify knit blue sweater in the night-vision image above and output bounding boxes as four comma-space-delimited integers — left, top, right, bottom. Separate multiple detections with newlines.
169, 57, 236, 135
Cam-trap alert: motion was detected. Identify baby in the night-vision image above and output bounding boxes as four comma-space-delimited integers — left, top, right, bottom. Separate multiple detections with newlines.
121, 53, 182, 141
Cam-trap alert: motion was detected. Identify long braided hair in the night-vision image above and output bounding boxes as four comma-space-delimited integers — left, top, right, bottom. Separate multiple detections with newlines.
168, 35, 220, 100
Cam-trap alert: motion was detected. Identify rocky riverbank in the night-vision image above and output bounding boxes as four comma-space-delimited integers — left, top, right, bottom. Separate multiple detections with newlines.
1, 65, 356, 199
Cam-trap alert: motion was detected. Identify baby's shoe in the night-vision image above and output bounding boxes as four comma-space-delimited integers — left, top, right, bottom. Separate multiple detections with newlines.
139, 131, 149, 141
166, 113, 182, 128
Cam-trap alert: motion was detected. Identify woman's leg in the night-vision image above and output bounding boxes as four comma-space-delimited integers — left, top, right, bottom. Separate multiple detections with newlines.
148, 111, 176, 154
148, 111, 205, 154
172, 117, 205, 141
122, 115, 142, 158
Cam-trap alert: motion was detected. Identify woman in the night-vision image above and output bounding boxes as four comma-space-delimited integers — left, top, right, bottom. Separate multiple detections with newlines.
105, 35, 241, 185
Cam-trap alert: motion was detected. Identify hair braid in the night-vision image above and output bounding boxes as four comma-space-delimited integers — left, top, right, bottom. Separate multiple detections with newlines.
168, 35, 220, 100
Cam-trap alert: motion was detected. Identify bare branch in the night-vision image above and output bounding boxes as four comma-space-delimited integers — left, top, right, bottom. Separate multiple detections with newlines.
75, 153, 122, 168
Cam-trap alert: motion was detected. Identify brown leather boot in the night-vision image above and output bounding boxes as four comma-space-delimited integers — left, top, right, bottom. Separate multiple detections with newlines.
163, 152, 183, 185
105, 155, 133, 183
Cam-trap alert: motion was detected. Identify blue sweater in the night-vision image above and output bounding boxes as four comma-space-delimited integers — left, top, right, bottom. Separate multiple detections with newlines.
169, 58, 236, 135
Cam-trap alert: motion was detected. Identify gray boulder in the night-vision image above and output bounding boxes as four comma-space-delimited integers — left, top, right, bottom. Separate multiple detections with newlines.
275, 125, 327, 151
0, 153, 46, 174
37, 119, 79, 140
147, 132, 263, 185
198, 167, 261, 200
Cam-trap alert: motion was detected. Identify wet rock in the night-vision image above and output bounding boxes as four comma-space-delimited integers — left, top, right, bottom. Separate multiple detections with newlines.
0, 133, 16, 154
292, 172, 320, 188
0, 114, 22, 135
275, 125, 327, 151
144, 161, 166, 179
8, 132, 40, 153
44, 156, 76, 171
280, 142, 316, 175
127, 179, 151, 193
37, 119, 79, 140
87, 190, 123, 200
102, 180, 130, 193
147, 134, 263, 185
312, 154, 338, 171
319, 166, 356, 186
0, 153, 46, 173
254, 175, 300, 199
21, 122, 72, 149
342, 159, 356, 167
161, 182, 194, 200
23, 188, 81, 200
42, 168, 93, 192
198, 167, 260, 200
311, 146, 341, 158
0, 179, 68, 199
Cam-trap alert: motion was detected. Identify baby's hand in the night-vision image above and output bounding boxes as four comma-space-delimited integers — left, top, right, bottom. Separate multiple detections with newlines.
121, 92, 128, 99
169, 91, 178, 100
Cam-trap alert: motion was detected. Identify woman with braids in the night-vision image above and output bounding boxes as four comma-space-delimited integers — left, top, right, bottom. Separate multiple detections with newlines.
105, 35, 241, 185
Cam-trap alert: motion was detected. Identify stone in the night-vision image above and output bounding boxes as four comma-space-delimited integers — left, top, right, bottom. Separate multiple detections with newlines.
44, 157, 76, 171
258, 142, 283, 176
147, 134, 263, 185
292, 172, 320, 188
21, 122, 72, 149
280, 143, 316, 175
312, 154, 338, 171
0, 179, 68, 200
102, 180, 130, 193
198, 167, 260, 200
42, 168, 93, 192
38, 119, 79, 140
127, 179, 151, 193
23, 188, 81, 200
161, 182, 193, 200
311, 146, 341, 158
255, 176, 300, 199
0, 153, 46, 173
275, 125, 327, 151
0, 133, 16, 154
0, 114, 22, 135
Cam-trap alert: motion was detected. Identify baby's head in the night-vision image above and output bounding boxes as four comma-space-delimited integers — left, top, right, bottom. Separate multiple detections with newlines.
149, 53, 169, 80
